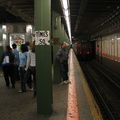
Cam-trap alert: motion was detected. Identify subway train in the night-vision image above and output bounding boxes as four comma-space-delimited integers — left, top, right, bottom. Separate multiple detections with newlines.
72, 41, 93, 61
72, 33, 120, 75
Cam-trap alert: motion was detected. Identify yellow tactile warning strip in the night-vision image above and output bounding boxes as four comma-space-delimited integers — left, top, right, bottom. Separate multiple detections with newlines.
66, 50, 80, 120
72, 49, 103, 120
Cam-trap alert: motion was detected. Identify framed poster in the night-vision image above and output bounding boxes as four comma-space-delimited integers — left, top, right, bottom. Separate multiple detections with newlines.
9, 33, 25, 50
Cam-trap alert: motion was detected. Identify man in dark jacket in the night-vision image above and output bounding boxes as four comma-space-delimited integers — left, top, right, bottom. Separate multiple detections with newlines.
56, 43, 70, 84
1, 45, 15, 88
12, 43, 20, 81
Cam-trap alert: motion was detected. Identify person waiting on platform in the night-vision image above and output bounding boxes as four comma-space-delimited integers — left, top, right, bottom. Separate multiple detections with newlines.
19, 44, 32, 93
12, 43, 20, 81
25, 41, 32, 88
56, 43, 70, 84
0, 45, 15, 88
25, 41, 31, 51
24, 41, 36, 97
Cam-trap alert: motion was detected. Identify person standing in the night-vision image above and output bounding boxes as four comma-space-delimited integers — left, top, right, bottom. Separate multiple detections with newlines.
12, 43, 20, 81
56, 43, 70, 84
25, 41, 31, 51
0, 45, 15, 88
25, 41, 32, 88
19, 44, 28, 92
24, 41, 36, 97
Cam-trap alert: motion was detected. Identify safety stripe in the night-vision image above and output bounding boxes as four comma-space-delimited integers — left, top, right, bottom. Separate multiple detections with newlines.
66, 50, 80, 120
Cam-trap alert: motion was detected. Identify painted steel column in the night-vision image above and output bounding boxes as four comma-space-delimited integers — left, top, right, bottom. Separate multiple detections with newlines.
52, 11, 61, 83
0, 25, 3, 56
0, 25, 2, 42
34, 0, 53, 114
61, 24, 65, 43
0, 25, 3, 71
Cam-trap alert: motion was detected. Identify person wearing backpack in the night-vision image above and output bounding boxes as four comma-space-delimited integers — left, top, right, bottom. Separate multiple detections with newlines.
0, 45, 15, 88
12, 43, 20, 81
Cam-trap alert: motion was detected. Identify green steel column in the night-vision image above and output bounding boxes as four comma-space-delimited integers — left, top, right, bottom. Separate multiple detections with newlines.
0, 25, 2, 41
64, 31, 71, 51
61, 24, 65, 43
52, 11, 61, 83
0, 25, 3, 55
34, 0, 53, 114
0, 25, 3, 71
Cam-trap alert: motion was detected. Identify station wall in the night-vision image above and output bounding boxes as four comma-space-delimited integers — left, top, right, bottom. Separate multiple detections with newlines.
0, 24, 33, 51
95, 33, 120, 62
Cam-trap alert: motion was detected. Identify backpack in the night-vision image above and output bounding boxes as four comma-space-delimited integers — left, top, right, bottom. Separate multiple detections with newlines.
7, 52, 14, 64
2, 52, 14, 65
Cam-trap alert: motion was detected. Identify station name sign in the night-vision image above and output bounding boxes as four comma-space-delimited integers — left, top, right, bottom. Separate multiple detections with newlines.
35, 31, 50, 45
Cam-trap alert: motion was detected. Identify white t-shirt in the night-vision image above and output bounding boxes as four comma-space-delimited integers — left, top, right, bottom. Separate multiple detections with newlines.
26, 51, 36, 70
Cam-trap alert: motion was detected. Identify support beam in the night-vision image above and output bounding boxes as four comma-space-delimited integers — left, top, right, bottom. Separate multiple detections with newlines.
34, 0, 53, 114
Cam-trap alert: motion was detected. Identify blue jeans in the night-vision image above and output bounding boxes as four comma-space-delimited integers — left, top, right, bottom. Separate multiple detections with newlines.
59, 61, 68, 81
24, 66, 36, 95
20, 67, 26, 92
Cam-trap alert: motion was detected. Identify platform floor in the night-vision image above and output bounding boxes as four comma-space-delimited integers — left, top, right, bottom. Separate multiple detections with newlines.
0, 49, 103, 120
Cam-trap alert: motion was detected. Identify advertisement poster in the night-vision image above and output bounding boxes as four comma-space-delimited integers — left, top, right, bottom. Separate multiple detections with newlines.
9, 34, 25, 50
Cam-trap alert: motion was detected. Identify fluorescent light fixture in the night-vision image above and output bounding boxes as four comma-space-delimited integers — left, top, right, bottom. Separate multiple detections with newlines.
26, 25, 32, 33
60, 0, 72, 42
61, 0, 68, 10
3, 34, 7, 39
2, 25, 6, 29
27, 25, 32, 30
64, 10, 69, 17
2, 25, 7, 33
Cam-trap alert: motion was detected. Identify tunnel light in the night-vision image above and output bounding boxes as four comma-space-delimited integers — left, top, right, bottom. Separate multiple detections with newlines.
61, 0, 68, 10
2, 25, 7, 33
27, 25, 32, 30
3, 34, 6, 40
64, 10, 69, 17
2, 25, 6, 29
26, 25, 32, 33
60, 0, 72, 42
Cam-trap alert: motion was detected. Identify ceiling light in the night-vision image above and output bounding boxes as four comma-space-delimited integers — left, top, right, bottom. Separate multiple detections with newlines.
60, 0, 72, 43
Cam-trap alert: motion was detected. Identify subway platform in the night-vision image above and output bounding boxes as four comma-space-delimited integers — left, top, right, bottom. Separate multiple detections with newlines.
0, 49, 103, 120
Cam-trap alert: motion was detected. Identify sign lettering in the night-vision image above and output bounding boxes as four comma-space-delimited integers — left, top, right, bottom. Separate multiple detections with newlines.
35, 31, 50, 45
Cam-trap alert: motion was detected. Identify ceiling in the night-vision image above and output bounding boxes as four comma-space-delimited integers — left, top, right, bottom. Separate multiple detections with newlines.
0, 0, 120, 41
0, 0, 34, 23
70, 0, 120, 40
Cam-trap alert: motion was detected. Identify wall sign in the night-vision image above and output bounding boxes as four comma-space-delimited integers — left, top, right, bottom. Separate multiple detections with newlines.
35, 31, 50, 45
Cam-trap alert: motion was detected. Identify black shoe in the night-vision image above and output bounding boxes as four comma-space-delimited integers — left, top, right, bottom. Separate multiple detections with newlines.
6, 84, 9, 87
12, 85, 15, 88
34, 92, 36, 96
18, 90, 26, 93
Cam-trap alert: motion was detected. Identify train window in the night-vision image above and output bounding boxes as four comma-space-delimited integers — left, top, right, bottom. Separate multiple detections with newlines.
87, 52, 90, 54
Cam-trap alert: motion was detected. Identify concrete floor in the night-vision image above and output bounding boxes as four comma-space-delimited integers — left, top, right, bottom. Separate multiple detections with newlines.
0, 73, 68, 120
0, 49, 103, 120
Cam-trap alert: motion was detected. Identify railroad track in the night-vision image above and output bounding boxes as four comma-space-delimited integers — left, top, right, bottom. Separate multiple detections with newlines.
90, 60, 120, 89
80, 61, 120, 120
